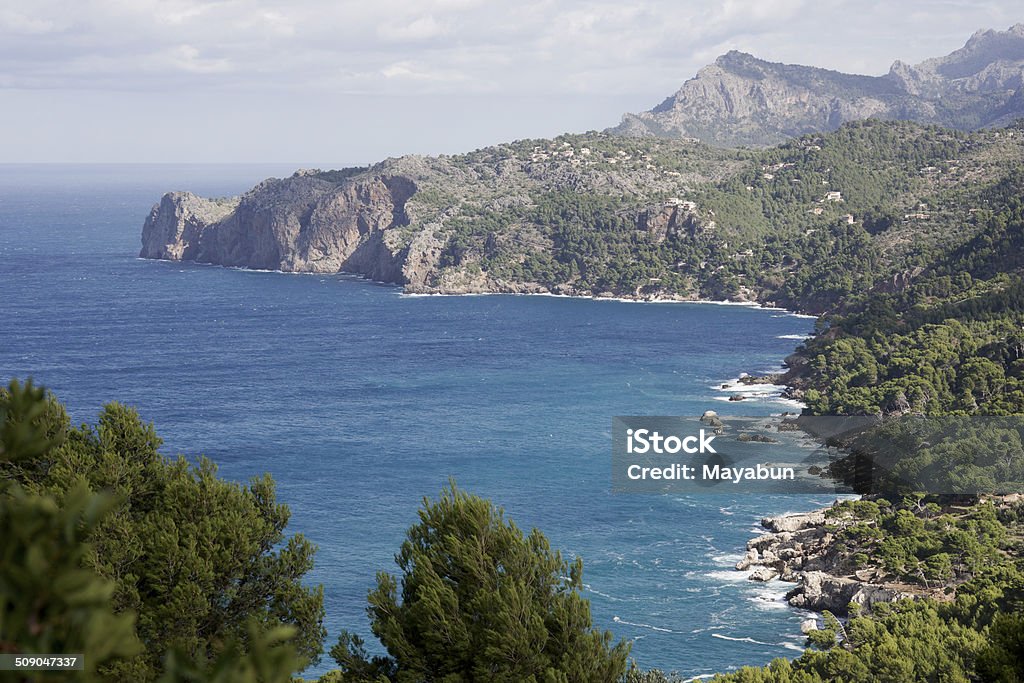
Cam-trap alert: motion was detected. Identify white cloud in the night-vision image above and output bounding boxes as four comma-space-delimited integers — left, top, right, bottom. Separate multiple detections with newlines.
377, 15, 449, 42
1, 0, 1018, 98
0, 8, 58, 34
0, 0, 1021, 161
380, 59, 465, 83
167, 44, 233, 74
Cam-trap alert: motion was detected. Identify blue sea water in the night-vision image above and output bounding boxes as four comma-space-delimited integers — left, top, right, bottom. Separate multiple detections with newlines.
0, 164, 827, 679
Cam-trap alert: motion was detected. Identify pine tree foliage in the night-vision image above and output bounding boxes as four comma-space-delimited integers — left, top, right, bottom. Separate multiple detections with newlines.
1, 380, 319, 682
331, 482, 630, 682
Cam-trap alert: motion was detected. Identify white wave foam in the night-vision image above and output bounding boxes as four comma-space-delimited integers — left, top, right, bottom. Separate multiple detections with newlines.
711, 633, 773, 646
777, 334, 812, 340
612, 616, 676, 633
747, 591, 791, 611
769, 396, 807, 409
582, 584, 624, 602
705, 570, 750, 582
716, 379, 787, 394
709, 552, 744, 565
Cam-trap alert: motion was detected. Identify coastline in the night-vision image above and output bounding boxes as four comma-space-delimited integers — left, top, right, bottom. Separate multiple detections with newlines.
706, 366, 884, 639
139, 256, 821, 318
404, 289, 820, 319
714, 377, 927, 627
713, 373, 903, 625
734, 506, 930, 620
399, 287, 820, 318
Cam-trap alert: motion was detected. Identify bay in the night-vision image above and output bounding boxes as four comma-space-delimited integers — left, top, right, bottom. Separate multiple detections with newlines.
0, 164, 824, 679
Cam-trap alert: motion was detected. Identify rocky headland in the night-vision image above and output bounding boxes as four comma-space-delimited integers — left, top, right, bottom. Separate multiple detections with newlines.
140, 139, 749, 299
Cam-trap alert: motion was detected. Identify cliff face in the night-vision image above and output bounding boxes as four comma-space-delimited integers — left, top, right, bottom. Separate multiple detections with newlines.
140, 192, 239, 262
612, 24, 1024, 146
141, 172, 418, 284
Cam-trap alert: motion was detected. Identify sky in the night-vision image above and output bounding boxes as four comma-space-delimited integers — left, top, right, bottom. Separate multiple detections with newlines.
0, 0, 1020, 164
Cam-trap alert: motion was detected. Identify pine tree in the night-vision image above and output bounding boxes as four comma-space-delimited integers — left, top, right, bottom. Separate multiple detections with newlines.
332, 482, 630, 682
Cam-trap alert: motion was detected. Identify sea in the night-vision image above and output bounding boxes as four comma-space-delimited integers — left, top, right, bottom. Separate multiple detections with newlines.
0, 164, 833, 680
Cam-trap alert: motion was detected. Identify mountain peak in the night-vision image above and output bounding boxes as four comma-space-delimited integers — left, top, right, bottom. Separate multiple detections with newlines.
715, 50, 758, 66
966, 23, 1024, 45
609, 27, 1024, 147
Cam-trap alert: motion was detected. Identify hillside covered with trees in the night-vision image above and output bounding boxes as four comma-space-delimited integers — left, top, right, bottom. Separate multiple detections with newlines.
338, 118, 1024, 314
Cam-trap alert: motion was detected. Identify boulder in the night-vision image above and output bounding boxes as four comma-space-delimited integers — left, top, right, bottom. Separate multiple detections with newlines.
749, 566, 779, 582
762, 510, 826, 533
735, 549, 759, 571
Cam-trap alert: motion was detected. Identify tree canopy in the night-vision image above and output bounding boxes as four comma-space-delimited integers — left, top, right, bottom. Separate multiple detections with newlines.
0, 380, 322, 682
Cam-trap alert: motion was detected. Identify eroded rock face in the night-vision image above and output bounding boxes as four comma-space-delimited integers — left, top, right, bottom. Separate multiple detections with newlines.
749, 566, 779, 582
140, 173, 417, 283
743, 505, 923, 616
786, 571, 915, 616
140, 192, 239, 261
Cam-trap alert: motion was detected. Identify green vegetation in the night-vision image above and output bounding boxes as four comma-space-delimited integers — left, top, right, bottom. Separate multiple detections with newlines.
823, 496, 1018, 587
399, 119, 1024, 310
2, 383, 627, 682
452, 192, 713, 296
791, 174, 1024, 416
327, 483, 630, 682
0, 380, 140, 681
1, 380, 319, 682
707, 581, 1024, 683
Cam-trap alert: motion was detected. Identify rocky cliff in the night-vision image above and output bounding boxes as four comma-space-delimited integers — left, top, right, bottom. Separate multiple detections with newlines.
612, 24, 1024, 146
141, 171, 417, 284
140, 134, 738, 294
738, 508, 925, 616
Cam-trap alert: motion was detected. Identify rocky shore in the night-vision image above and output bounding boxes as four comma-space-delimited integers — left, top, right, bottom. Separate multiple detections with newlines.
737, 507, 923, 617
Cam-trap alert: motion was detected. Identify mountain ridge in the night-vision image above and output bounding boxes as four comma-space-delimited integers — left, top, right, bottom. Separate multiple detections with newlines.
611, 24, 1024, 146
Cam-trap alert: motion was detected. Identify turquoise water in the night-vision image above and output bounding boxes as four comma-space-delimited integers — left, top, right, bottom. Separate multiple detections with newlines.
0, 165, 826, 679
